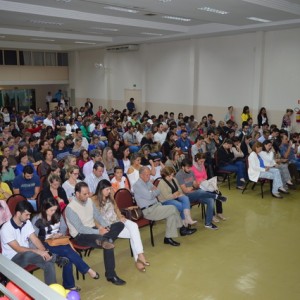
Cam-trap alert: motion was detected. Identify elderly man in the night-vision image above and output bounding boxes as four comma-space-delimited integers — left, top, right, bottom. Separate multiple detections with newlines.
66, 182, 125, 285
132, 167, 192, 247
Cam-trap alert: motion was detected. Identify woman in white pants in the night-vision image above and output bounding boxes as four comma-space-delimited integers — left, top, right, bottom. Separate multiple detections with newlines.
259, 140, 295, 189
92, 179, 149, 272
248, 142, 289, 198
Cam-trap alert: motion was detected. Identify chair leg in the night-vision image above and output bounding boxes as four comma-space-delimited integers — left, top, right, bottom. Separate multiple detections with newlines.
227, 174, 231, 190
242, 180, 250, 194
150, 221, 155, 247
201, 204, 206, 221
260, 182, 265, 198
129, 241, 133, 257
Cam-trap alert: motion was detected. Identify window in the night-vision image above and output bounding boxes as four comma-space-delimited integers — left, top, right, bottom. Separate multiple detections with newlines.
45, 52, 56, 66
19, 51, 32, 65
32, 52, 44, 66
4, 50, 17, 65
57, 53, 68, 66
0, 50, 3, 65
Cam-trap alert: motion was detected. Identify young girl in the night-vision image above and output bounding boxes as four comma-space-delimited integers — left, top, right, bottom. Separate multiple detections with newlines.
92, 180, 149, 272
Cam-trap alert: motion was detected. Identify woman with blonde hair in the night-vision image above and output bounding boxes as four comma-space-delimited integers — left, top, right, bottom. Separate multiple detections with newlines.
62, 165, 81, 202
158, 166, 197, 228
102, 147, 119, 176
92, 179, 149, 272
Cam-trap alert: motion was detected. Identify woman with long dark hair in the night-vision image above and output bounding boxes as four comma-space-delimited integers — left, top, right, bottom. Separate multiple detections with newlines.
32, 197, 99, 291
92, 179, 149, 272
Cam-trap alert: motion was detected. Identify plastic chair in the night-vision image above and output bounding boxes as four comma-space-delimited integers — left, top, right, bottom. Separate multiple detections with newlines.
114, 188, 155, 247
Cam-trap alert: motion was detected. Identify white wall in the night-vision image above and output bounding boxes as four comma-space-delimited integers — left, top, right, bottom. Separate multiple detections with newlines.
69, 27, 300, 128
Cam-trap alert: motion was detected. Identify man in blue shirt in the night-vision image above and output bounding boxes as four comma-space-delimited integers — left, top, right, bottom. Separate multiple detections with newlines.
12, 165, 40, 211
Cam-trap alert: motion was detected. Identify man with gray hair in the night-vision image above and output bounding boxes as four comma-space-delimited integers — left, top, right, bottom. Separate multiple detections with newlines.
132, 167, 194, 246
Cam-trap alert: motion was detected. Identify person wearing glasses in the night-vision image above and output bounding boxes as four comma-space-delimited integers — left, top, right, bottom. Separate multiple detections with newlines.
62, 165, 82, 202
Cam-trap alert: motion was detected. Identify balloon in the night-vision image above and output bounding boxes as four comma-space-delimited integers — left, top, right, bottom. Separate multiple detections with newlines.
6, 281, 32, 300
67, 290, 81, 300
49, 283, 66, 297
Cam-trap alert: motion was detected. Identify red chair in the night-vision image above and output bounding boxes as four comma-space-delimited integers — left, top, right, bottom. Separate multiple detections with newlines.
114, 188, 155, 247
153, 177, 162, 187
61, 208, 94, 280
6, 194, 27, 215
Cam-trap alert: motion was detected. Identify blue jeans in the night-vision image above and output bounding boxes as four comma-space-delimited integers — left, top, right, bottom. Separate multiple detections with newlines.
129, 145, 141, 153
185, 189, 214, 225
219, 160, 247, 186
290, 159, 300, 171
162, 195, 190, 219
45, 244, 90, 289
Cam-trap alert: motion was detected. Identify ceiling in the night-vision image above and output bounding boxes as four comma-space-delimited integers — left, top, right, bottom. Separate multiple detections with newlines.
0, 0, 300, 51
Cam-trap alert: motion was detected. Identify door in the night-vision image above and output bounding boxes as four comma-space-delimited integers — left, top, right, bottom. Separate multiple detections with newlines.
124, 89, 142, 113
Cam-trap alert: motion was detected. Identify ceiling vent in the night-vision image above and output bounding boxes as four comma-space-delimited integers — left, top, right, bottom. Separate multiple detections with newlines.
106, 44, 139, 52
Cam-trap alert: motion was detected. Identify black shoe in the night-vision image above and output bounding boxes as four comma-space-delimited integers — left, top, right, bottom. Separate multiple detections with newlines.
216, 194, 227, 202
106, 276, 126, 286
180, 226, 197, 236
93, 272, 100, 280
278, 188, 289, 194
55, 256, 69, 268
96, 239, 115, 249
164, 237, 180, 246
287, 183, 296, 189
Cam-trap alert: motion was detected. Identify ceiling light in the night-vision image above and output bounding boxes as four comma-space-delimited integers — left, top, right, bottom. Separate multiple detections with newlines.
31, 38, 55, 42
29, 20, 63, 26
247, 17, 271, 23
141, 32, 163, 36
90, 27, 119, 31
159, 0, 172, 3
104, 6, 138, 13
162, 16, 191, 22
56, 0, 72, 2
75, 41, 97, 45
198, 7, 229, 15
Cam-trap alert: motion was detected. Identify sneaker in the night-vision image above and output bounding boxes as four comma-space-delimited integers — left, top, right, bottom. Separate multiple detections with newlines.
216, 195, 227, 202
212, 216, 220, 223
55, 256, 69, 268
204, 223, 218, 230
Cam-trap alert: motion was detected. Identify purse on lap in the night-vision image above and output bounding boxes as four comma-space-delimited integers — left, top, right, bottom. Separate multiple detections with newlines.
121, 206, 143, 221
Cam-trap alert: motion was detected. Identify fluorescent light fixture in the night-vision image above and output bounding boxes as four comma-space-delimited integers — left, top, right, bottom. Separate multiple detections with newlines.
104, 6, 138, 13
162, 15, 191, 22
247, 17, 271, 23
56, 0, 72, 2
159, 0, 172, 3
31, 38, 55, 42
198, 7, 229, 15
75, 41, 96, 45
30, 20, 63, 26
90, 27, 119, 31
141, 32, 163, 36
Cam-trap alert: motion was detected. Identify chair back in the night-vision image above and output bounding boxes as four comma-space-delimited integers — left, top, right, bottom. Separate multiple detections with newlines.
153, 177, 162, 187
114, 188, 135, 208
36, 163, 43, 177
6, 194, 27, 215
57, 159, 65, 169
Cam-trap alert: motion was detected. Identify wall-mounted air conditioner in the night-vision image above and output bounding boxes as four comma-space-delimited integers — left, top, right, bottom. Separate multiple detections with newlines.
106, 45, 139, 52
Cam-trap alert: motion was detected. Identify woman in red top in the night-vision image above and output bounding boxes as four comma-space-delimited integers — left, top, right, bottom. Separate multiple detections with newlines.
192, 153, 226, 221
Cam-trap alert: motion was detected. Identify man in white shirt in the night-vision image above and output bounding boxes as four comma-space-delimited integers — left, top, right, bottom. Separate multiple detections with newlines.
43, 112, 55, 129
83, 149, 102, 177
154, 123, 167, 145
0, 200, 68, 285
84, 162, 109, 195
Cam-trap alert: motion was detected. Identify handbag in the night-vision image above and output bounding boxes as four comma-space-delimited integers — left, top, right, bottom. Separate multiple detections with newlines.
200, 176, 219, 192
121, 206, 143, 221
45, 235, 71, 247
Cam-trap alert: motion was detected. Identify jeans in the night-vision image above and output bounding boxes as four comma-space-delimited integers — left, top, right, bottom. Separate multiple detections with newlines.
162, 195, 190, 219
12, 251, 56, 285
290, 159, 300, 171
129, 146, 141, 153
45, 244, 89, 289
74, 222, 124, 278
185, 189, 215, 225
219, 160, 247, 186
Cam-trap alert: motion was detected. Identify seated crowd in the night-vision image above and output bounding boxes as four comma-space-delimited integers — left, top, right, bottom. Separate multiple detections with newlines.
0, 102, 299, 291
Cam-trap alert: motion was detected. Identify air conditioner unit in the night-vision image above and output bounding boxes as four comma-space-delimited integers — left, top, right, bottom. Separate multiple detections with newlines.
106, 44, 139, 52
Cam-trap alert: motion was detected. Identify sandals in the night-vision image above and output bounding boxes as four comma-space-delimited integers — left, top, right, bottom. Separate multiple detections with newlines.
92, 272, 100, 280
136, 260, 146, 272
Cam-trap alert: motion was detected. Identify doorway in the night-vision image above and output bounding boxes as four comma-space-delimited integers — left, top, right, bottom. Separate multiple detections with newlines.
124, 89, 142, 112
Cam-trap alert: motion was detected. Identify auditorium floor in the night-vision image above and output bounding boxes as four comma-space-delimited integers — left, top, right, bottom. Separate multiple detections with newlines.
36, 182, 300, 300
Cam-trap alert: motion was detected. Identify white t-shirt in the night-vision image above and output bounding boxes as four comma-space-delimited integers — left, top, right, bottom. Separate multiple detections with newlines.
154, 131, 167, 145
1, 219, 35, 259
